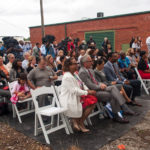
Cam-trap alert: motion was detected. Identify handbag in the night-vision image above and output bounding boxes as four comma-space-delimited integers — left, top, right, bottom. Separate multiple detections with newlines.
80, 95, 97, 109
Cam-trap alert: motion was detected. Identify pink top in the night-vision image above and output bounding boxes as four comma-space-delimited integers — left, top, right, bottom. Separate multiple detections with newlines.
12, 81, 29, 94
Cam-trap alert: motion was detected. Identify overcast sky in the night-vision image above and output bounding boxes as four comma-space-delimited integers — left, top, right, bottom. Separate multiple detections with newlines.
0, 0, 149, 38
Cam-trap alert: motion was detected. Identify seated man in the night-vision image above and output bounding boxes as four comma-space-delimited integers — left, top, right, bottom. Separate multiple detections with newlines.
104, 52, 141, 106
118, 51, 137, 79
27, 57, 57, 107
27, 57, 56, 89
79, 54, 135, 124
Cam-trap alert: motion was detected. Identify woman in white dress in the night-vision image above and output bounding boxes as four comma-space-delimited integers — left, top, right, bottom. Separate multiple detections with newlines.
60, 57, 96, 132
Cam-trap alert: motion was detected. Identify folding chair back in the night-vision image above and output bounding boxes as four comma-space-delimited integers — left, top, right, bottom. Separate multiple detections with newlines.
8, 81, 17, 95
30, 86, 70, 144
135, 68, 150, 95
31, 86, 60, 110
8, 81, 34, 123
54, 85, 74, 133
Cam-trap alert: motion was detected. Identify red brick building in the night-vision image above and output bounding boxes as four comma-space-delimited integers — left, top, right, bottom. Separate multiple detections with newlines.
29, 11, 150, 52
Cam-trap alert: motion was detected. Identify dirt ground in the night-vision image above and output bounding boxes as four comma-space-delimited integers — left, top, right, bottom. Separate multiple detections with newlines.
100, 110, 150, 150
1, 111, 150, 150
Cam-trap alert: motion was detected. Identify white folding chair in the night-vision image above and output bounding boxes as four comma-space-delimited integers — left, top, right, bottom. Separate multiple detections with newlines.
54, 85, 74, 134
8, 81, 34, 123
30, 86, 70, 144
135, 68, 150, 95
87, 102, 105, 125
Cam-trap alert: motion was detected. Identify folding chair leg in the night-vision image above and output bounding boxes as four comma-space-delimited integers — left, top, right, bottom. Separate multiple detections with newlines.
142, 81, 149, 95
34, 113, 38, 136
12, 105, 16, 118
51, 116, 54, 127
60, 114, 70, 135
14, 105, 22, 123
27, 101, 30, 110
87, 118, 92, 126
84, 120, 88, 126
64, 116, 74, 134
38, 114, 50, 144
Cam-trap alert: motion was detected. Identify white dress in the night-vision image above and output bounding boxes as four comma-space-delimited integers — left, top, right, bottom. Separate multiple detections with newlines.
59, 72, 88, 118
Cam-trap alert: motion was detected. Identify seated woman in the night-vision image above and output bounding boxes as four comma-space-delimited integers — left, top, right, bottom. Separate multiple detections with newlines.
57, 56, 66, 73
9, 59, 25, 82
94, 58, 136, 104
46, 55, 58, 81
45, 54, 57, 72
60, 58, 97, 132
10, 73, 31, 104
26, 56, 36, 73
126, 48, 138, 67
56, 50, 64, 65
0, 56, 9, 80
138, 51, 150, 79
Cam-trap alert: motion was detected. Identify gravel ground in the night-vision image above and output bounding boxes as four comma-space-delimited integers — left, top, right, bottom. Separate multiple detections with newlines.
0, 122, 51, 150
1, 111, 150, 150
99, 110, 150, 150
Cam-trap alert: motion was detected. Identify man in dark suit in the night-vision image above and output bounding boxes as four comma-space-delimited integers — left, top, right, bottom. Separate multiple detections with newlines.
79, 54, 135, 123
103, 52, 141, 105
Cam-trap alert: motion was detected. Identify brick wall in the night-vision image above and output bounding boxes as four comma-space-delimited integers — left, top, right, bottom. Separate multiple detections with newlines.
30, 12, 150, 51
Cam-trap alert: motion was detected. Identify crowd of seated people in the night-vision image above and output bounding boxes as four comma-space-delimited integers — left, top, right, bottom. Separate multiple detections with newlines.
0, 35, 149, 133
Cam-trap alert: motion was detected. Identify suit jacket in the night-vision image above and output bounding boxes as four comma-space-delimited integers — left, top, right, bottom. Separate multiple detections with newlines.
103, 61, 126, 84
94, 69, 111, 86
60, 72, 88, 118
79, 67, 101, 91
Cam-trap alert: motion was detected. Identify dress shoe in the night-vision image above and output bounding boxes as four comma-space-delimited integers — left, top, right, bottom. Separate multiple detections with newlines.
132, 101, 142, 107
124, 111, 140, 116
78, 125, 90, 133
123, 111, 134, 116
113, 114, 129, 124
72, 123, 80, 131
127, 101, 142, 107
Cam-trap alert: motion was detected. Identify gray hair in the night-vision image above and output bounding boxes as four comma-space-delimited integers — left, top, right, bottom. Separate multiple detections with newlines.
80, 54, 90, 66
7, 53, 14, 59
23, 52, 29, 58
120, 51, 125, 56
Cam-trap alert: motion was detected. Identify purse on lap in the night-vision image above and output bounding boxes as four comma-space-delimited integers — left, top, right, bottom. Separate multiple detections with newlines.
80, 95, 97, 109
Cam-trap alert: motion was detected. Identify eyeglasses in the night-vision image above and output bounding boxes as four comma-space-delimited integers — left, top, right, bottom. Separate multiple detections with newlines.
72, 63, 79, 65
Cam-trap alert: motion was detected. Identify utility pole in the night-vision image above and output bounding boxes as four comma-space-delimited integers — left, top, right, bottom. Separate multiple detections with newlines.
40, 0, 45, 38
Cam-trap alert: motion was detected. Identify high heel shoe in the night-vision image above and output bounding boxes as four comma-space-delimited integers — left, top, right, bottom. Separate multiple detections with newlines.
72, 123, 81, 131
78, 125, 90, 133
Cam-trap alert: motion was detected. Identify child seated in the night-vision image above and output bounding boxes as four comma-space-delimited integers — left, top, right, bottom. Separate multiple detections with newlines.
10, 73, 31, 104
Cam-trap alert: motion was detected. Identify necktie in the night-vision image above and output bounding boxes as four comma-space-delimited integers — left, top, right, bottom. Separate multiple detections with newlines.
112, 64, 122, 81
88, 69, 98, 85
